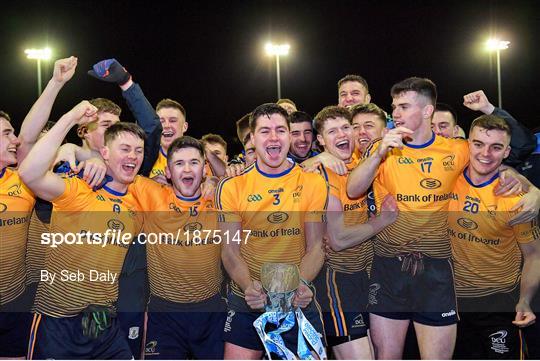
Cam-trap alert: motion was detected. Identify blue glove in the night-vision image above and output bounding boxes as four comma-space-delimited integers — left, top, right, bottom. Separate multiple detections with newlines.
88, 58, 131, 86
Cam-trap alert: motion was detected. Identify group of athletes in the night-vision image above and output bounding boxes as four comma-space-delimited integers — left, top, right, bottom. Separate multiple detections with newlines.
1, 56, 539, 360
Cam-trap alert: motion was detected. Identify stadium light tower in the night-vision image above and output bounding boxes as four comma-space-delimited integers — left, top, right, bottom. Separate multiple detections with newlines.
486, 39, 510, 108
25, 48, 52, 96
265, 42, 290, 100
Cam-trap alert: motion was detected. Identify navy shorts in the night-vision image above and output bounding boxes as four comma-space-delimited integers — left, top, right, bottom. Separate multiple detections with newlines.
0, 311, 32, 357
143, 293, 226, 359
368, 254, 458, 326
313, 266, 369, 346
454, 290, 525, 359
27, 312, 132, 359
223, 291, 326, 354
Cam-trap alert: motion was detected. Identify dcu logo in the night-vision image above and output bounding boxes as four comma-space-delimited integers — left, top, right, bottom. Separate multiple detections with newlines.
420, 178, 442, 189
267, 212, 289, 224
107, 219, 125, 232
183, 222, 203, 232
457, 217, 478, 230
442, 155, 456, 170
7, 184, 22, 197
247, 194, 262, 202
0, 203, 7, 213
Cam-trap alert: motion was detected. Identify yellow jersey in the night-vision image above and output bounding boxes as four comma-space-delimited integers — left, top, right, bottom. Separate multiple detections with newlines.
449, 169, 540, 297
34, 177, 142, 317
365, 133, 469, 258
129, 176, 222, 303
150, 147, 167, 178
322, 157, 373, 274
215, 161, 328, 296
0, 168, 35, 305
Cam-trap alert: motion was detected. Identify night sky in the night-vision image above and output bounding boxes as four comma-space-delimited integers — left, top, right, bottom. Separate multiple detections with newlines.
2, 0, 538, 155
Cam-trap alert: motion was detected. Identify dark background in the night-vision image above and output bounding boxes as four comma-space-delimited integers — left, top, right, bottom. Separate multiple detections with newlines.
1, 0, 538, 155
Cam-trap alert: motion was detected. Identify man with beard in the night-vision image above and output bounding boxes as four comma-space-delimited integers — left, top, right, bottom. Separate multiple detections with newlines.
288, 111, 318, 164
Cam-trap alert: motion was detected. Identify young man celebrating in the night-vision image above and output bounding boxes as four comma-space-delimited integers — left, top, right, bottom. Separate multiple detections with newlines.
288, 110, 318, 163
347, 77, 470, 359
128, 136, 225, 359
449, 115, 540, 359
338, 74, 371, 108
19, 103, 145, 359
216, 103, 328, 359
312, 105, 398, 359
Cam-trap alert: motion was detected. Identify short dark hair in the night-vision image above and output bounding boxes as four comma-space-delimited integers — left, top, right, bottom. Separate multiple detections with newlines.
435, 103, 458, 126
167, 135, 205, 163
249, 103, 289, 132
104, 122, 146, 146
313, 106, 352, 134
337, 74, 369, 92
289, 111, 312, 125
89, 98, 122, 116
470, 115, 511, 138
390, 77, 437, 105
201, 133, 228, 153
235, 113, 251, 144
277, 98, 297, 108
156, 98, 187, 118
350, 103, 387, 126
0, 110, 11, 122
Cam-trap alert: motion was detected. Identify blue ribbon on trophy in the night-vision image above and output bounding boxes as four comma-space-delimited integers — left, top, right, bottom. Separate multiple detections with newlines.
253, 263, 327, 360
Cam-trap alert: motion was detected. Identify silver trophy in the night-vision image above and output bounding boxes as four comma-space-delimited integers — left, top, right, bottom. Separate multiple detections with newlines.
260, 263, 300, 313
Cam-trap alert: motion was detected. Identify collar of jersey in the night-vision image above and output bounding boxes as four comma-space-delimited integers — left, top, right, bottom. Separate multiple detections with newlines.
255, 159, 295, 178
463, 166, 499, 188
103, 184, 127, 196
160, 146, 167, 157
176, 193, 201, 202
0, 167, 5, 179
404, 131, 435, 149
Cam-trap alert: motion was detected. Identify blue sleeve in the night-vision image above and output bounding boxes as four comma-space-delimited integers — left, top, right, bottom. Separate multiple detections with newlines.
122, 83, 162, 176
492, 107, 536, 166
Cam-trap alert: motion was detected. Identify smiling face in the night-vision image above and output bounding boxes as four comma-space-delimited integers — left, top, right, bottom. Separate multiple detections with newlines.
351, 113, 386, 154
289, 121, 313, 159
166, 146, 204, 198
432, 110, 458, 138
250, 113, 290, 174
468, 126, 511, 181
157, 107, 188, 151
101, 131, 144, 186
0, 118, 20, 168
317, 117, 354, 162
338, 81, 371, 108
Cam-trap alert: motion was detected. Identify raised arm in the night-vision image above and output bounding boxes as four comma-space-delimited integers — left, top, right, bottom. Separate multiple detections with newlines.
17, 56, 78, 162
463, 90, 536, 165
347, 127, 413, 198
88, 58, 162, 176
19, 101, 98, 201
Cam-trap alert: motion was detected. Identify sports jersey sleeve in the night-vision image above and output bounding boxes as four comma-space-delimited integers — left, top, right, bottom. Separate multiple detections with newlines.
452, 138, 470, 172
506, 197, 540, 243
304, 173, 328, 222
215, 177, 242, 222
51, 177, 87, 210
129, 175, 167, 211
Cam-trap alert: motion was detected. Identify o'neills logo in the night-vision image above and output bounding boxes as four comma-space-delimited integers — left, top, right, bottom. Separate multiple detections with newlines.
420, 178, 442, 189
267, 212, 289, 224
107, 219, 125, 232
457, 217, 478, 230
183, 222, 203, 232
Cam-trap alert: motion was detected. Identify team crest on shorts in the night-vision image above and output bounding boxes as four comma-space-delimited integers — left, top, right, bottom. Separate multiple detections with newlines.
128, 326, 139, 339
